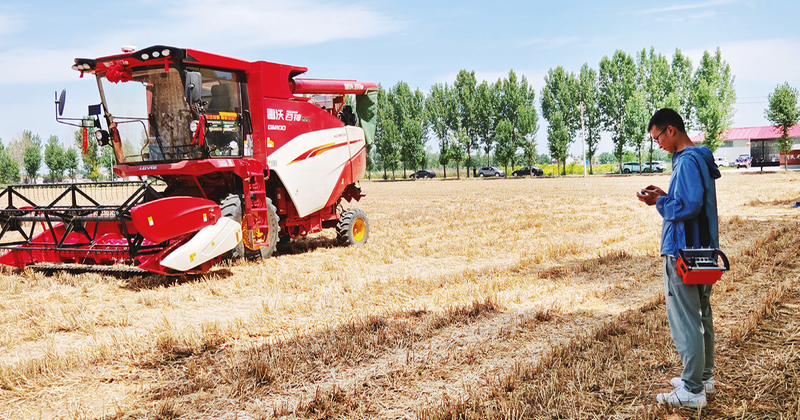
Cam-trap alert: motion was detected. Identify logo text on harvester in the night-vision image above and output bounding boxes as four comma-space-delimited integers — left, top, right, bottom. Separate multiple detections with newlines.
267, 109, 303, 122
267, 125, 286, 131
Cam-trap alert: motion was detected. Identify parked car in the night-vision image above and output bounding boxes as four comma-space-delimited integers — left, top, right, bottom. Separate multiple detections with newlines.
735, 154, 751, 169
643, 161, 666, 173
511, 166, 544, 177
476, 166, 506, 177
715, 157, 731, 168
621, 162, 642, 173
410, 169, 436, 179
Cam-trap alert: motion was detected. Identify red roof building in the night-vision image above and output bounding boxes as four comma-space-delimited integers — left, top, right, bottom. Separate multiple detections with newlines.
690, 125, 800, 168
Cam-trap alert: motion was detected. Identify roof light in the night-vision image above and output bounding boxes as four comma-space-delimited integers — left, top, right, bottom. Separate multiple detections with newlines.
72, 65, 79, 71
152, 51, 160, 58
162, 49, 170, 56
140, 53, 149, 60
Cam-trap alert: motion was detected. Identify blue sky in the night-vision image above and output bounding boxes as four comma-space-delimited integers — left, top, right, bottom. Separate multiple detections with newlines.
2, 0, 799, 155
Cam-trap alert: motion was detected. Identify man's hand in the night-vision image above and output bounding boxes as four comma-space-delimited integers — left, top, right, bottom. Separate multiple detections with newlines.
636, 185, 666, 206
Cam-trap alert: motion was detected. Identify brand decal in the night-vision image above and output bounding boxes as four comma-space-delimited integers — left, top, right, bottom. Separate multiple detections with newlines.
139, 165, 157, 170
267, 125, 286, 131
267, 108, 303, 122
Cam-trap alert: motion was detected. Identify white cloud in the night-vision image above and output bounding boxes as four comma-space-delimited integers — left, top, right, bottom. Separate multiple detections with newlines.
686, 39, 800, 84
136, 0, 400, 50
0, 0, 400, 85
520, 36, 581, 49
633, 0, 734, 15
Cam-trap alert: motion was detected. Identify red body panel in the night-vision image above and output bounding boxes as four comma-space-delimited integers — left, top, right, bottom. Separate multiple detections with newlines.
131, 196, 221, 243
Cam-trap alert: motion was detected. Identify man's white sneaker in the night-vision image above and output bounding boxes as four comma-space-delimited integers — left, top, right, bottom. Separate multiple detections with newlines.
670, 377, 715, 395
656, 385, 707, 409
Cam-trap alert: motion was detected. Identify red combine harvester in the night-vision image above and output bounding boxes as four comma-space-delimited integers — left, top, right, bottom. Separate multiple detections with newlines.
0, 45, 377, 275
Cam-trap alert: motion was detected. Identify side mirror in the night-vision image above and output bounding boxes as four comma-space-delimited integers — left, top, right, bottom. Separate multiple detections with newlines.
55, 89, 66, 116
185, 72, 202, 104
242, 110, 253, 134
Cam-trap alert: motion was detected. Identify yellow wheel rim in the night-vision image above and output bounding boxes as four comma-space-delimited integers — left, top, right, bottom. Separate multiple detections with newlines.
352, 218, 366, 242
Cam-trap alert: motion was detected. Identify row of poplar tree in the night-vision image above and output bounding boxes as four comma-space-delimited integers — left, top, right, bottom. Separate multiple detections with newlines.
0, 128, 115, 184
370, 46, 736, 177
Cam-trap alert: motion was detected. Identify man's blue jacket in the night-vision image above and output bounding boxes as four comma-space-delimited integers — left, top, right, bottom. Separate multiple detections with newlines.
656, 146, 721, 257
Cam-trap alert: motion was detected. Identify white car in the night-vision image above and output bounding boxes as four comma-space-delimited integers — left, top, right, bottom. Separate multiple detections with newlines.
715, 157, 731, 167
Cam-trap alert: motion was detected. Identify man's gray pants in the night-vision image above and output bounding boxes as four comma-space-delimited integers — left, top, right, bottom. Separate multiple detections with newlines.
663, 256, 715, 394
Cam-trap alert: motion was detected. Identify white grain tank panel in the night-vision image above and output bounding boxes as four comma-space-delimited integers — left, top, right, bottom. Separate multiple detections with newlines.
267, 127, 351, 217
345, 126, 367, 180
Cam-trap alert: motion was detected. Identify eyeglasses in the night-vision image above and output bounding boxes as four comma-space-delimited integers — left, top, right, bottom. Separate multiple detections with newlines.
653, 126, 670, 143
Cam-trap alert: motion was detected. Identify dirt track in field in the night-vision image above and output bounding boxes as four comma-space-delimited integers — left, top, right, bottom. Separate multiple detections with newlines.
0, 171, 798, 419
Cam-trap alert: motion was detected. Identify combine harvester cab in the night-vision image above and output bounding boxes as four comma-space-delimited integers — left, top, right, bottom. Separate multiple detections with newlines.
0, 46, 377, 275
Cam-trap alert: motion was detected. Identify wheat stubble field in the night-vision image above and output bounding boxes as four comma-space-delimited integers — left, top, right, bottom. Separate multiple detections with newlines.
1, 172, 799, 419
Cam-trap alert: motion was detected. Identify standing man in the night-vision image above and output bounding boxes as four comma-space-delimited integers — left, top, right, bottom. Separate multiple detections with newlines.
637, 108, 721, 409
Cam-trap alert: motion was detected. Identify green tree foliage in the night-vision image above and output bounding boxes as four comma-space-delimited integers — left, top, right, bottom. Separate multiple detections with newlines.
599, 50, 636, 172
8, 130, 42, 174
373, 86, 400, 179
668, 49, 695, 128
494, 119, 515, 172
765, 82, 800, 170
388, 82, 426, 176
547, 111, 570, 175
448, 129, 467, 178
578, 64, 601, 174
598, 152, 616, 164
23, 145, 41, 183
44, 135, 67, 182
499, 70, 538, 177
541, 66, 580, 135
454, 70, 479, 174
74, 120, 101, 181
692, 48, 736, 153
426, 83, 458, 178
623, 90, 651, 167
0, 141, 21, 184
474, 80, 499, 165
64, 147, 79, 180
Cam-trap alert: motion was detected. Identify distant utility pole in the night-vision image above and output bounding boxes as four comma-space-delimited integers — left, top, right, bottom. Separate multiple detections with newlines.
578, 103, 587, 177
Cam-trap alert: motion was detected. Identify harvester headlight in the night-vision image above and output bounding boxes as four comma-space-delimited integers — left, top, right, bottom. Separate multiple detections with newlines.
80, 63, 91, 70
140, 53, 149, 60
71, 65, 79, 71
95, 130, 110, 146
152, 51, 160, 58
162, 49, 170, 56
190, 120, 199, 133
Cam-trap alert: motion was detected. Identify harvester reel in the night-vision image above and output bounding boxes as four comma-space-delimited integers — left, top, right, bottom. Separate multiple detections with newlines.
220, 194, 278, 260
337, 208, 369, 246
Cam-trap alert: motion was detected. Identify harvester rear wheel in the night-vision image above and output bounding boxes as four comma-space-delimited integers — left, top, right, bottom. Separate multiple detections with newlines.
220, 194, 279, 260
336, 209, 369, 246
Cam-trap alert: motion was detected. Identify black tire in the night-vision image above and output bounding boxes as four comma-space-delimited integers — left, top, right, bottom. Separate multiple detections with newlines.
220, 193, 279, 260
495, 172, 502, 178
479, 173, 485, 178
623, 168, 631, 174
337, 208, 369, 246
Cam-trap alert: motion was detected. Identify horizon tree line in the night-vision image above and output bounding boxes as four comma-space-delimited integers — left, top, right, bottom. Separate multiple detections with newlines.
369, 46, 738, 177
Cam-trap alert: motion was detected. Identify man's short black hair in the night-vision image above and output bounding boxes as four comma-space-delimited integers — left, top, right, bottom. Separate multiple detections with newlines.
648, 108, 686, 133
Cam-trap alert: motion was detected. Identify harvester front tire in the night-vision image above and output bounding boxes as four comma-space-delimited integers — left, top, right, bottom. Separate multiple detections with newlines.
246, 197, 279, 260
220, 194, 279, 260
337, 209, 369, 246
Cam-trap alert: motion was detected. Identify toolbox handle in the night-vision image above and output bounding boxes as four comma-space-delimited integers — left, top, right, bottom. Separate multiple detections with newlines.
713, 248, 730, 271
677, 248, 730, 271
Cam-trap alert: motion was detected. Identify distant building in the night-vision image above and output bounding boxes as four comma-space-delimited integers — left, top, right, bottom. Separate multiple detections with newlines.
691, 125, 800, 168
